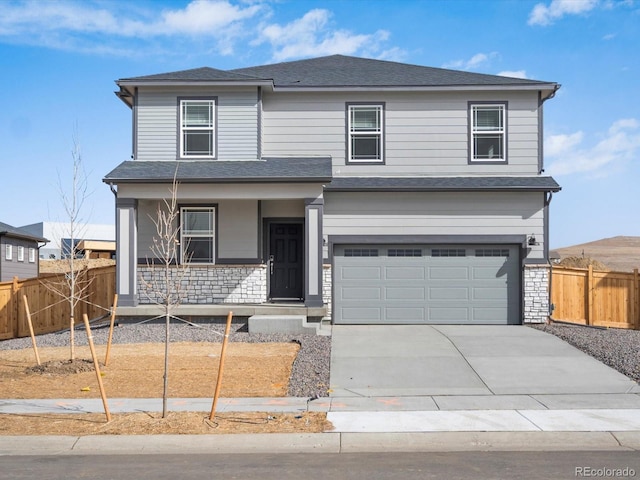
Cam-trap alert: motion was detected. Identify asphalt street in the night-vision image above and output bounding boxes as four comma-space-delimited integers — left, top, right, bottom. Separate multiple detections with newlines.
3, 452, 640, 480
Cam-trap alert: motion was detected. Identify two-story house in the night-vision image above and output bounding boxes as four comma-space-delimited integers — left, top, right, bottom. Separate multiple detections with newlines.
104, 55, 560, 325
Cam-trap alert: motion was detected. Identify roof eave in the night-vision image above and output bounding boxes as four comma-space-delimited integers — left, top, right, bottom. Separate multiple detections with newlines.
103, 177, 332, 185
272, 83, 559, 93
0, 231, 49, 242
116, 79, 274, 88
325, 185, 562, 193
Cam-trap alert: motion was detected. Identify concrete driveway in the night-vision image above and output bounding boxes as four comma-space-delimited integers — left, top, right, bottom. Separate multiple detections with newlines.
329, 325, 640, 398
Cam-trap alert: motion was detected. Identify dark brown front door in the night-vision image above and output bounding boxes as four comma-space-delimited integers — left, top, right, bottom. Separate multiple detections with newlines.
269, 223, 303, 300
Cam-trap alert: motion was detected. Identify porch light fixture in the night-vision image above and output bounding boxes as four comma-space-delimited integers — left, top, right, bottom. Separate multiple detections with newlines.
528, 234, 538, 246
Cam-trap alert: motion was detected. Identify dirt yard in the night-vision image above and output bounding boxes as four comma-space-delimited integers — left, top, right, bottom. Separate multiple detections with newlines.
0, 341, 332, 435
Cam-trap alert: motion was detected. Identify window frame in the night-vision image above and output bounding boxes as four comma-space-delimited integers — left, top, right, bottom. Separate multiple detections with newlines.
178, 97, 217, 159
17, 246, 24, 262
180, 206, 217, 265
469, 101, 508, 164
29, 248, 36, 263
346, 103, 385, 164
5, 244, 12, 261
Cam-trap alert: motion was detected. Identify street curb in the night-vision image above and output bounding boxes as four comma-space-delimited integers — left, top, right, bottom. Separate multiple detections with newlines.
1, 431, 639, 455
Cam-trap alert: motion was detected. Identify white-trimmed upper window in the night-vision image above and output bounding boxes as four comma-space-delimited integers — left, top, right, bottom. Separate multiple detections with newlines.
470, 103, 506, 162
17, 246, 24, 262
180, 99, 215, 158
181, 207, 216, 264
348, 104, 384, 163
5, 244, 12, 261
29, 248, 36, 263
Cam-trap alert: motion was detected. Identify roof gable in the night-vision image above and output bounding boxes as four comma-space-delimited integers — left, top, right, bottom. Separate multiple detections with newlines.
118, 66, 261, 83
0, 222, 48, 242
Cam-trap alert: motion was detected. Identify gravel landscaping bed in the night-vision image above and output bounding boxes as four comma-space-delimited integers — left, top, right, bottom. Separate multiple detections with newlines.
0, 321, 332, 398
530, 322, 640, 383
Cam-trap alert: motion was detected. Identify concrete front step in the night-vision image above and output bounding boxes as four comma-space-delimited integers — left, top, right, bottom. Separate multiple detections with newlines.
248, 315, 331, 336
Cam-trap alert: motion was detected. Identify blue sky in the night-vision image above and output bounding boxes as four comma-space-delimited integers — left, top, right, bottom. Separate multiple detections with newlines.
0, 0, 638, 248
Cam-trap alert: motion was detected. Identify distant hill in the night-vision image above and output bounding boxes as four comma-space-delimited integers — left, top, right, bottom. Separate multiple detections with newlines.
552, 236, 640, 272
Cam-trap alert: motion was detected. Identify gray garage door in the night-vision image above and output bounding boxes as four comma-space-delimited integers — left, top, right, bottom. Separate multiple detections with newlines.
333, 244, 520, 325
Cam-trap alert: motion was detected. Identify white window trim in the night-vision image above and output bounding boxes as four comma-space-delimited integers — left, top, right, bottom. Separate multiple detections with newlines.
347, 104, 384, 163
470, 103, 507, 163
29, 248, 36, 263
5, 244, 12, 261
179, 99, 216, 159
17, 246, 24, 262
180, 206, 216, 264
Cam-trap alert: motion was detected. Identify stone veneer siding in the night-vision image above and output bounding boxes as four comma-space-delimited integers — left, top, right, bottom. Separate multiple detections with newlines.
523, 264, 551, 323
138, 264, 267, 304
323, 265, 332, 315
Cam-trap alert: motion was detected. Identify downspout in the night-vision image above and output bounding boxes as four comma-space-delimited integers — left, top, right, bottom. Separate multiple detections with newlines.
545, 191, 555, 322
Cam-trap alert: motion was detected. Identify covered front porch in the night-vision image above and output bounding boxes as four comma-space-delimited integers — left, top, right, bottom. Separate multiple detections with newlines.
104, 159, 332, 312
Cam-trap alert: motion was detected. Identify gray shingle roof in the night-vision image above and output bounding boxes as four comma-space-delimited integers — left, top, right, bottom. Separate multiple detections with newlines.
103, 158, 333, 184
117, 55, 557, 90
230, 55, 555, 88
0, 222, 48, 242
324, 176, 561, 192
118, 67, 263, 84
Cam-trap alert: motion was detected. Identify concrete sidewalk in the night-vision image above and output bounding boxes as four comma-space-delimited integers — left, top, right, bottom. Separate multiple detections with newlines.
2, 394, 640, 455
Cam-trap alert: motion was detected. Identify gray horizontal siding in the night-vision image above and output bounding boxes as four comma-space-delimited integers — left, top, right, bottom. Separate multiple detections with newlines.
323, 191, 546, 259
0, 237, 39, 281
136, 87, 258, 161
261, 91, 541, 176
136, 199, 258, 262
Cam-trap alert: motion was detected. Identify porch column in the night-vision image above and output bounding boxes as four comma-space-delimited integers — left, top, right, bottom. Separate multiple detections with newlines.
116, 198, 138, 307
305, 197, 324, 307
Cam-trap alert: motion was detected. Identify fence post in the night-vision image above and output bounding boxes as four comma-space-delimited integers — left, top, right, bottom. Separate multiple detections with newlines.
11, 277, 19, 337
587, 265, 594, 326
634, 268, 639, 329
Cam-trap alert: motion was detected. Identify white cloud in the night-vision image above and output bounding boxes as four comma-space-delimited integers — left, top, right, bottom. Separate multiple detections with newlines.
442, 52, 498, 70
254, 9, 395, 61
0, 1, 401, 61
546, 119, 640, 176
497, 70, 529, 79
528, 0, 599, 26
0, 0, 265, 56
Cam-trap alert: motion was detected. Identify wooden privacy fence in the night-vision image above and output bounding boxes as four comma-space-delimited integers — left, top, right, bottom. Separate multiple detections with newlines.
0, 266, 116, 340
551, 265, 640, 330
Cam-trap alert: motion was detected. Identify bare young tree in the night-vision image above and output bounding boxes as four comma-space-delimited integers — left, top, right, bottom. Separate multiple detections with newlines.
140, 169, 191, 418
44, 133, 94, 361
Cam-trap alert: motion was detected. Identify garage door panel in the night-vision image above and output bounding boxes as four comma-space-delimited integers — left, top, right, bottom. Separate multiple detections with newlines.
472, 308, 509, 322
385, 266, 425, 280
473, 286, 508, 300
385, 307, 426, 322
340, 266, 382, 280
334, 244, 520, 325
428, 266, 469, 280
341, 286, 382, 300
385, 287, 425, 300
341, 307, 382, 322
473, 265, 509, 279
429, 287, 469, 301
429, 307, 470, 322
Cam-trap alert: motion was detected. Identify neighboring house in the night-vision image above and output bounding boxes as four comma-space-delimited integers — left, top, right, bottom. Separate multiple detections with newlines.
104, 55, 561, 325
0, 222, 48, 282
20, 222, 115, 259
